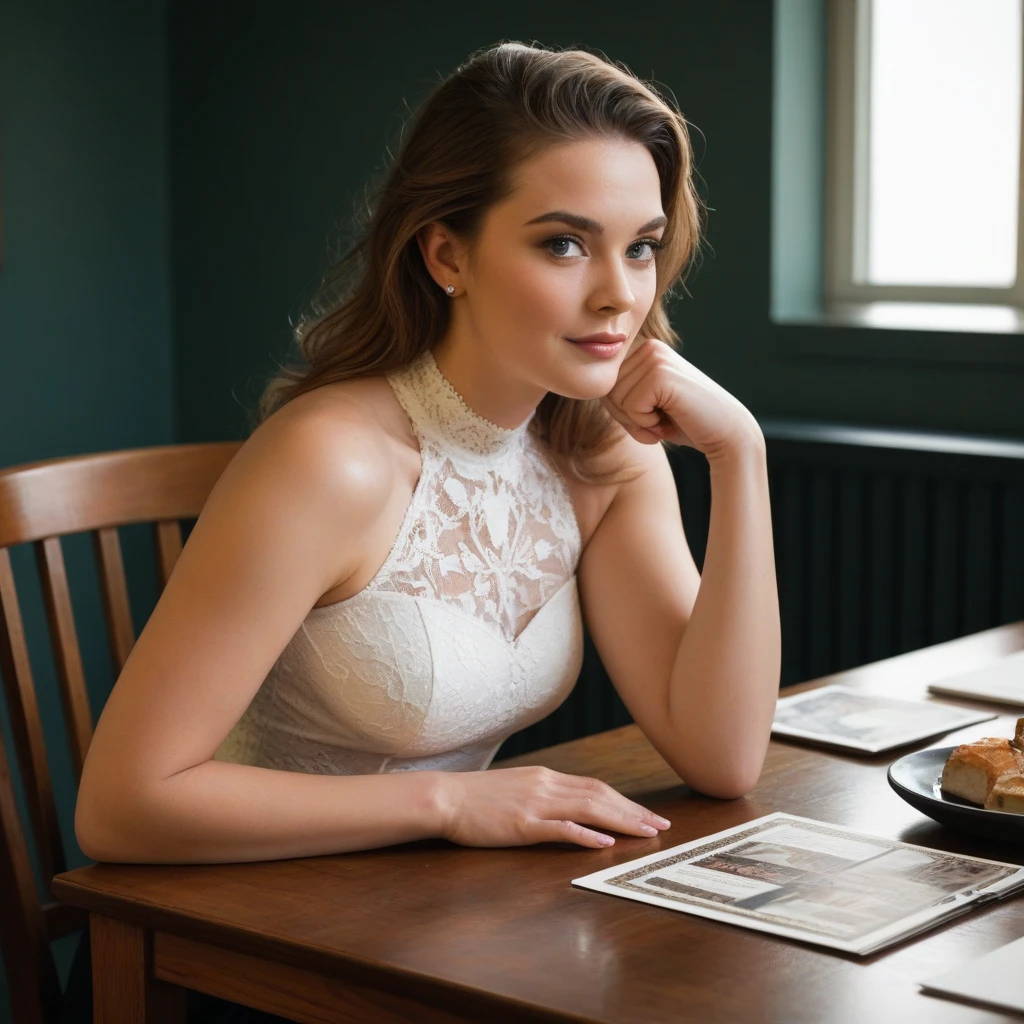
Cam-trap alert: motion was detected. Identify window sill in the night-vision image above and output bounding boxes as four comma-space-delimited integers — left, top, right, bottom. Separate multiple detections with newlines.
771, 301, 1024, 368
778, 301, 1024, 334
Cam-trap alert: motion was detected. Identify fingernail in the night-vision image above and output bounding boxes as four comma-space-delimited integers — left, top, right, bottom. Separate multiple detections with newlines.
655, 817, 671, 828
598, 834, 615, 846
640, 824, 658, 836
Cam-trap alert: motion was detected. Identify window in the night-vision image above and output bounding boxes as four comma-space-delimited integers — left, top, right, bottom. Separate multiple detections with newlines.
826, 0, 1024, 310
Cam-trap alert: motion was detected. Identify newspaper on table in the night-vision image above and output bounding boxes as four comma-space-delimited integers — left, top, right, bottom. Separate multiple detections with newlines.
771, 684, 997, 753
920, 932, 1024, 1015
572, 813, 1024, 956
927, 649, 1024, 707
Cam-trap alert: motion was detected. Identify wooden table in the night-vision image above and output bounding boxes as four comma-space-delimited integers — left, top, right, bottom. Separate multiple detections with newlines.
52, 621, 1024, 1023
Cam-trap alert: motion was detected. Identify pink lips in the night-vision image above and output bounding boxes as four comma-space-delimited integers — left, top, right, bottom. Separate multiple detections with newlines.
566, 332, 628, 359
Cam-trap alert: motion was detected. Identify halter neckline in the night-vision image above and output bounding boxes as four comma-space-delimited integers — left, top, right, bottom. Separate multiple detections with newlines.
387, 350, 535, 458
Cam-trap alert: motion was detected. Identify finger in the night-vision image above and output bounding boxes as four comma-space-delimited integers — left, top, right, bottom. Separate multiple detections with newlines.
530, 818, 616, 848
621, 335, 659, 367
568, 795, 669, 838
608, 373, 666, 433
571, 776, 673, 829
605, 354, 655, 412
630, 428, 665, 446
599, 395, 640, 432
599, 398, 663, 445
602, 367, 663, 430
599, 395, 652, 434
560, 778, 672, 834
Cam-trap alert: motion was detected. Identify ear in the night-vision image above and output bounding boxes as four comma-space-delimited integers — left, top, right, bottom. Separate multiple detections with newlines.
416, 222, 465, 294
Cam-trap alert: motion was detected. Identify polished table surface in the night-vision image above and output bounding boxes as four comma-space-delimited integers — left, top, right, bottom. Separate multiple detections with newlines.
53, 620, 1024, 1023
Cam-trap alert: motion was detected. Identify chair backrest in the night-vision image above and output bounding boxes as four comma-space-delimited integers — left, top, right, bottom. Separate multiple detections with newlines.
0, 442, 240, 1024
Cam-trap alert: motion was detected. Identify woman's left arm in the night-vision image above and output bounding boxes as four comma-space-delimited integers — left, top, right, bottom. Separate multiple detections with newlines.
579, 339, 781, 800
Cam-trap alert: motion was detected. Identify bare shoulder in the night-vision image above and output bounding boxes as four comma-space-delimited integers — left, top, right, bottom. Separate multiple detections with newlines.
222, 375, 411, 520
175, 374, 416, 604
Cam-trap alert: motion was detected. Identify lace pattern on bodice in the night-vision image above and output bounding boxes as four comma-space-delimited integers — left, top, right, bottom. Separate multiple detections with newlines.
355, 350, 581, 642
212, 349, 584, 776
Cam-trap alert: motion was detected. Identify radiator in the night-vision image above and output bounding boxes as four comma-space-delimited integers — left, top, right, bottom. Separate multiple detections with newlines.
498, 421, 1024, 758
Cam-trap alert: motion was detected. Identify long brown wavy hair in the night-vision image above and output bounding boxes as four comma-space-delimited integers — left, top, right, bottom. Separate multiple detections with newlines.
259, 40, 705, 483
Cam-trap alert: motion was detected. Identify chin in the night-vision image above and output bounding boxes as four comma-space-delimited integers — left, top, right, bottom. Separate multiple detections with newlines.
545, 361, 621, 402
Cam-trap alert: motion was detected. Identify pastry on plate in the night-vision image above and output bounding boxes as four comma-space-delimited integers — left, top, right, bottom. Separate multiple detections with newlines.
985, 772, 1024, 813
940, 736, 1022, 805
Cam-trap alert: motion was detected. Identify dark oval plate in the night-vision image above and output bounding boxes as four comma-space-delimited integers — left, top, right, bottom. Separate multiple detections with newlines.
887, 746, 1024, 844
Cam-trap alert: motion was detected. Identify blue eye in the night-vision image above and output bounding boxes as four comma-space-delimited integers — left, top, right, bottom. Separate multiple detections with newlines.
627, 239, 665, 261
545, 236, 585, 258
543, 235, 664, 262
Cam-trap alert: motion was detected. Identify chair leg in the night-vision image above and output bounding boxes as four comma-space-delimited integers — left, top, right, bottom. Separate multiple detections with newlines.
90, 915, 186, 1024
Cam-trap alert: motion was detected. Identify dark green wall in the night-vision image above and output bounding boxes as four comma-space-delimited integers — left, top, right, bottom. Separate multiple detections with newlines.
169, 0, 1024, 446
169, 0, 779, 439
0, 2, 173, 1019
1, 2, 174, 464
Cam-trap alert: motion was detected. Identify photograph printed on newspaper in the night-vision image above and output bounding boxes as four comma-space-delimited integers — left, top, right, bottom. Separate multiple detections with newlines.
770, 685, 996, 753
572, 813, 1024, 955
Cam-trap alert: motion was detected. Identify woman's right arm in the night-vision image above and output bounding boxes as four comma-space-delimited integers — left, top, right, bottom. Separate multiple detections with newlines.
75, 399, 669, 865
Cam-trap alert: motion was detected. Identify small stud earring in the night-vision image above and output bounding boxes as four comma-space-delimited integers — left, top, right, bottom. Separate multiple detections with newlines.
445, 284, 455, 296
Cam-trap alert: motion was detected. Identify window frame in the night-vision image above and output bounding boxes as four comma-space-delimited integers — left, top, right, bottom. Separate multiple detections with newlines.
824, 0, 1024, 307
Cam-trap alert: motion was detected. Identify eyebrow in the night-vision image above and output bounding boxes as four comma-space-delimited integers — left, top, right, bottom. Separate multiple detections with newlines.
523, 210, 668, 235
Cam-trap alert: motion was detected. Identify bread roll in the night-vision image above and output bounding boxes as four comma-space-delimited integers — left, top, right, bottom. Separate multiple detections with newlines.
940, 737, 1020, 805
984, 772, 1024, 813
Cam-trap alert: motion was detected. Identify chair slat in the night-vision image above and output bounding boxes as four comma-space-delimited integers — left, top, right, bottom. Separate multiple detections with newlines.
0, 730, 62, 1024
0, 442, 241, 548
154, 519, 183, 588
0, 548, 64, 883
0, 442, 239, 1024
35, 537, 94, 782
93, 527, 135, 673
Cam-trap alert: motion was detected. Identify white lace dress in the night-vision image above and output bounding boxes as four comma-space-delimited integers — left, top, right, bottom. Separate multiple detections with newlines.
213, 349, 584, 775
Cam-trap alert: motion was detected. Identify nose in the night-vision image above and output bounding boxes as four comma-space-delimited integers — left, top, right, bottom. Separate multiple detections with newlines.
587, 252, 636, 316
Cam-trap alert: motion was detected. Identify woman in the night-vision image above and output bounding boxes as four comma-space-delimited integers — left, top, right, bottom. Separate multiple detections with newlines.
76, 36, 780, 859
66, 36, 779, 1022
61, 36, 774, 1024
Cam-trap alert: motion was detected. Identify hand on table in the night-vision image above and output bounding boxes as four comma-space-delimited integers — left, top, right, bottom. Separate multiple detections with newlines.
437, 765, 671, 849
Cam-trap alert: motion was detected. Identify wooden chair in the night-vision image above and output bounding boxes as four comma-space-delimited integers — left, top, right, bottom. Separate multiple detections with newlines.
0, 442, 240, 1024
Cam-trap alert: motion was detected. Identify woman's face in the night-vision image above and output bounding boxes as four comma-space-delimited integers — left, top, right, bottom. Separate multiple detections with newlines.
444, 135, 666, 404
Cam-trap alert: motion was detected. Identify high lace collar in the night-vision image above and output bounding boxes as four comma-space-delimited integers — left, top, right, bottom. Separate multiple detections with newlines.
387, 349, 535, 458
